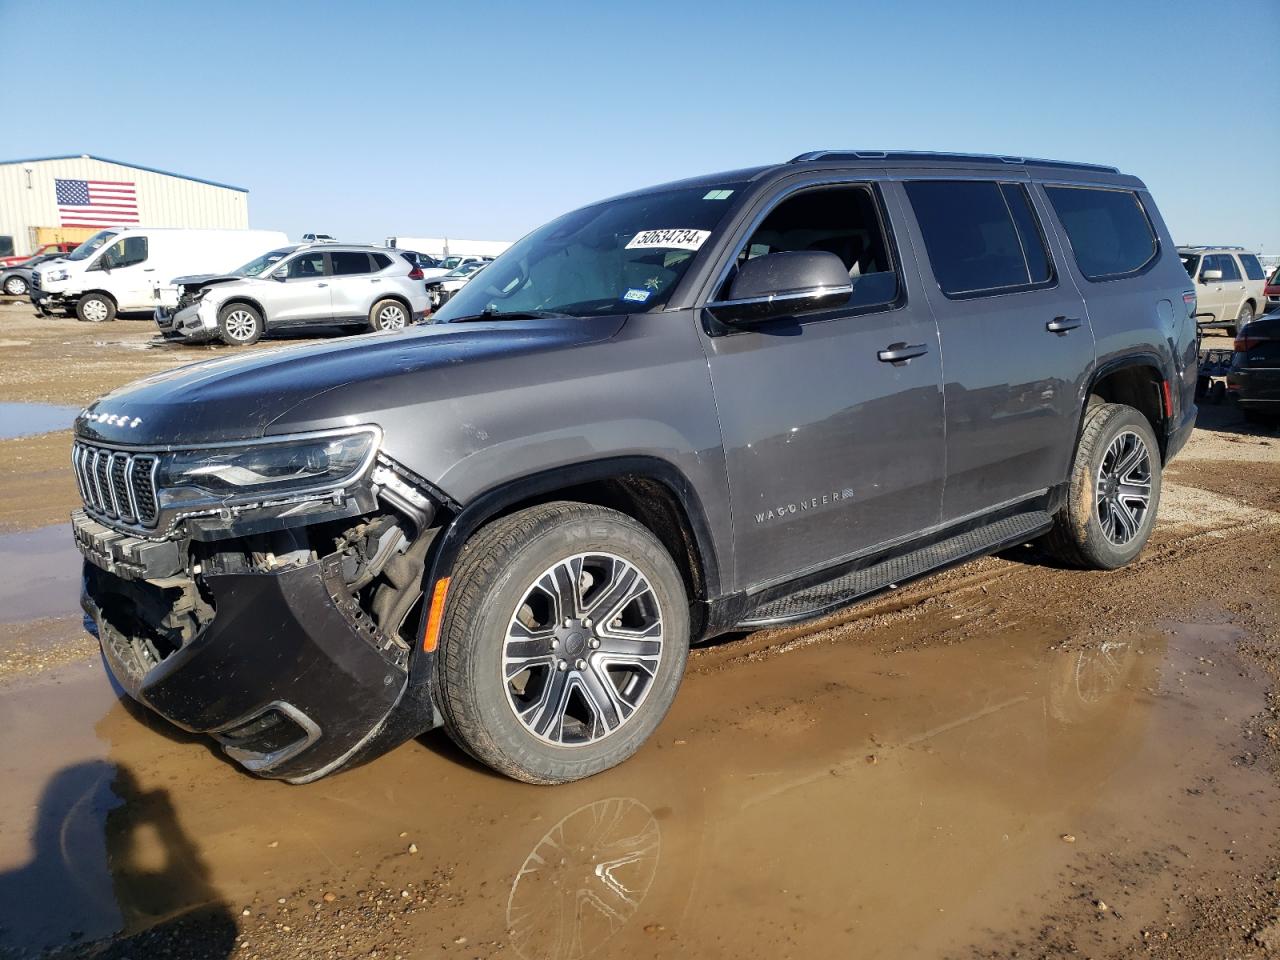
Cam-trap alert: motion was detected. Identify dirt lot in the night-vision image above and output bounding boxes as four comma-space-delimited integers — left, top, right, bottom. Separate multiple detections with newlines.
0, 301, 1277, 960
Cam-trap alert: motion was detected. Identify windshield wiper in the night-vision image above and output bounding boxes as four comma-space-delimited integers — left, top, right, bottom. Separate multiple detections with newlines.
447, 309, 575, 323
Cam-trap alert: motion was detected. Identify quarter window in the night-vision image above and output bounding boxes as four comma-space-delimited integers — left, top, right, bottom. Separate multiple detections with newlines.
1238, 253, 1266, 281
1044, 186, 1158, 281
330, 251, 373, 276
720, 184, 900, 310
370, 252, 392, 270
904, 180, 1054, 297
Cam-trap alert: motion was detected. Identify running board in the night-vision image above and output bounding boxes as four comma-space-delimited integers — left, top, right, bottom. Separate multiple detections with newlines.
738, 510, 1053, 628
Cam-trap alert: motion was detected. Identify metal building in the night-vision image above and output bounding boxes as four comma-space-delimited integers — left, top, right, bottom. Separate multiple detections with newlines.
0, 154, 249, 258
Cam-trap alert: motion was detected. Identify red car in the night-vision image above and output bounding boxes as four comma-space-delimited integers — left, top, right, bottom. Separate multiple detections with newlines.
1265, 265, 1280, 315
0, 241, 80, 268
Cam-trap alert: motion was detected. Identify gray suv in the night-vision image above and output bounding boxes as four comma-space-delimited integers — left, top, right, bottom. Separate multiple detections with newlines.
155, 243, 430, 345
72, 150, 1197, 785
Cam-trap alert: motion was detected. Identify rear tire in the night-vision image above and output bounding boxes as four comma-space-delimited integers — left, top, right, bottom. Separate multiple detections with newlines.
1228, 302, 1254, 339
76, 293, 116, 323
217, 303, 263, 346
369, 298, 409, 332
3, 275, 27, 296
1042, 403, 1162, 570
436, 502, 689, 784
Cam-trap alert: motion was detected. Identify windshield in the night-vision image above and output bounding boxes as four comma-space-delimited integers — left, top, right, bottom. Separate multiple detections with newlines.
446, 263, 483, 278
66, 230, 117, 261
435, 182, 748, 320
1180, 253, 1200, 278
233, 248, 295, 277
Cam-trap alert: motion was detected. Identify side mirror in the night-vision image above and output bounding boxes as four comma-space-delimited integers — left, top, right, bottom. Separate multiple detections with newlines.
271, 267, 288, 281
708, 251, 852, 326
1200, 269, 1223, 282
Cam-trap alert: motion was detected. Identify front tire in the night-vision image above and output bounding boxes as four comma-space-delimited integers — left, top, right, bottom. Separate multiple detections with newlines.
437, 502, 689, 784
1043, 403, 1162, 570
369, 298, 409, 332
76, 293, 116, 323
3, 275, 27, 296
217, 303, 264, 346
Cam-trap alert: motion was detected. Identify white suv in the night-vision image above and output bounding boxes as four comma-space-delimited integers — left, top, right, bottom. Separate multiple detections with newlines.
155, 245, 430, 346
1179, 245, 1269, 336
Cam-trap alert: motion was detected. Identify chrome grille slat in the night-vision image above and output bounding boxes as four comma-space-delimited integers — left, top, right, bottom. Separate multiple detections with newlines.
73, 442, 160, 528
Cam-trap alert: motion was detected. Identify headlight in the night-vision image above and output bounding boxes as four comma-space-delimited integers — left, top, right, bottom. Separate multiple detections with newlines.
157, 428, 379, 506
46, 269, 69, 282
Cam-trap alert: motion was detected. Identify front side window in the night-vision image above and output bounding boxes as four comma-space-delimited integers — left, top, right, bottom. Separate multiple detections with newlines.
1238, 253, 1266, 281
718, 184, 900, 309
330, 251, 372, 276
905, 180, 1053, 297
435, 181, 749, 320
67, 230, 116, 261
286, 252, 327, 279
1044, 186, 1158, 281
100, 236, 147, 268
1208, 253, 1241, 281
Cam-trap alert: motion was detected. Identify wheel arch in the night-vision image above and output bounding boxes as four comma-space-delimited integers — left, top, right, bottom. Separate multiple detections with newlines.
1082, 354, 1170, 460
79, 289, 118, 305
370, 293, 413, 320
217, 295, 267, 318
410, 456, 722, 680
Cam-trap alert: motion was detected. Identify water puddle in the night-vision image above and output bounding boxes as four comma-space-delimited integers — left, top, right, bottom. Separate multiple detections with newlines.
0, 525, 80, 626
0, 402, 81, 441
0, 618, 1272, 957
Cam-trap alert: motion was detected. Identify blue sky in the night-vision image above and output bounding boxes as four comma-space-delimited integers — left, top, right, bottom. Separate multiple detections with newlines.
4, 0, 1277, 251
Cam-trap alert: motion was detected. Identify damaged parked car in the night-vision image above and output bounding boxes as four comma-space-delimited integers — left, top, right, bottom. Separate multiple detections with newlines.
156, 244, 430, 345
74, 150, 1197, 785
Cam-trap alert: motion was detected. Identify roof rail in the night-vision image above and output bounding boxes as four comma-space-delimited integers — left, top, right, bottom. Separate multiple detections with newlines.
789, 150, 1120, 174
1177, 244, 1247, 251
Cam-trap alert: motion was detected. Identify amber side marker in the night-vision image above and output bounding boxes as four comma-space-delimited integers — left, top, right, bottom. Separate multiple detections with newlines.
423, 577, 451, 652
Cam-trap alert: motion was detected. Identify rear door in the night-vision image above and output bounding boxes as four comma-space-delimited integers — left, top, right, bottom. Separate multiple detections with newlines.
698, 179, 946, 590
271, 250, 332, 324
1220, 254, 1247, 320
898, 177, 1094, 522
327, 251, 378, 321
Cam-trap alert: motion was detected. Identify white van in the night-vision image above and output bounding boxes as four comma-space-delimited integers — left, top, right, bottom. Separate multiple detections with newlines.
30, 227, 288, 322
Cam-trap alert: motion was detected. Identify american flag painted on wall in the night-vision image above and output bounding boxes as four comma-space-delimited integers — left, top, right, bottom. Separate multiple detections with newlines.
55, 178, 139, 227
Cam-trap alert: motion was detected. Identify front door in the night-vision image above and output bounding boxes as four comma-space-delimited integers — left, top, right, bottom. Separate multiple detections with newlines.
272, 250, 332, 324
94, 235, 153, 309
699, 182, 946, 591
898, 178, 1094, 522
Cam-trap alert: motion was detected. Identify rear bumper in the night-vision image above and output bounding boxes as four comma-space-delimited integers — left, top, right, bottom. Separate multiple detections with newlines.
1227, 367, 1280, 405
1165, 399, 1196, 462
75, 510, 411, 783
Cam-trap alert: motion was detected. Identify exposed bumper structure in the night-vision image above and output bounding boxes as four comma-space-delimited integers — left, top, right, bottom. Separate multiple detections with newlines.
75, 509, 411, 783
154, 301, 217, 342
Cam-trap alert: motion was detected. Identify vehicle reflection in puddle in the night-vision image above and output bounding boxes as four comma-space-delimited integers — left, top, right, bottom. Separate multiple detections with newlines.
0, 619, 1272, 958
0, 402, 80, 440
0, 524, 80, 625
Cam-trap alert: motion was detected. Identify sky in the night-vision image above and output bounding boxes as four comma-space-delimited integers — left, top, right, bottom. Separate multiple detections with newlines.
3, 0, 1278, 252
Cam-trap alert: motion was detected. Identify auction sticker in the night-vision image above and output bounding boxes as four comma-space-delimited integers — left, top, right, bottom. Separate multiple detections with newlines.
626, 228, 711, 252
621, 288, 652, 303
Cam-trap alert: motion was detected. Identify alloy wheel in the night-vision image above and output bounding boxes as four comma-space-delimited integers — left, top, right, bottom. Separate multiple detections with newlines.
224, 309, 258, 342
1095, 430, 1152, 545
503, 553, 664, 746
377, 304, 406, 330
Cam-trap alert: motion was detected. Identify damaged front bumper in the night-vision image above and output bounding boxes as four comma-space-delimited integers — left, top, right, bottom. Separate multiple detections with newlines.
75, 509, 414, 783
154, 301, 217, 342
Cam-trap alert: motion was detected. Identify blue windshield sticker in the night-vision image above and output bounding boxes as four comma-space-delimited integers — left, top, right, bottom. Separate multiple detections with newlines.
622, 288, 652, 303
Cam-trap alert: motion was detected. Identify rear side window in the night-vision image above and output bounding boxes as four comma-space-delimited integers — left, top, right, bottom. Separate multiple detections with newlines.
1239, 253, 1266, 281
370, 252, 392, 270
1180, 253, 1200, 278
330, 252, 373, 275
0, 236, 12, 257
1044, 186, 1158, 281
904, 180, 1054, 297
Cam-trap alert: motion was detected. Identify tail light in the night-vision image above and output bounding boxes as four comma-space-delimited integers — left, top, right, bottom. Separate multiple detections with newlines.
1182, 290, 1196, 318
1234, 335, 1261, 352
407, 266, 424, 280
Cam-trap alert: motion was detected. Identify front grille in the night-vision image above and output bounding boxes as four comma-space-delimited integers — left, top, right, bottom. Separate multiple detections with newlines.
30, 272, 41, 291
73, 442, 159, 527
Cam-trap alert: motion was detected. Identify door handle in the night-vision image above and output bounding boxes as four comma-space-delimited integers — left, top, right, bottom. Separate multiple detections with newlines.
317, 282, 328, 288
877, 342, 928, 364
1046, 316, 1082, 334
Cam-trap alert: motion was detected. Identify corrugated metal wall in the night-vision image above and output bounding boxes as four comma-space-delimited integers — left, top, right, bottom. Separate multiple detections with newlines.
0, 156, 249, 256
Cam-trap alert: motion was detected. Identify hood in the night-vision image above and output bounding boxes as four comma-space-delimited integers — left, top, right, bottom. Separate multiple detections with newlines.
75, 316, 628, 448
171, 274, 253, 293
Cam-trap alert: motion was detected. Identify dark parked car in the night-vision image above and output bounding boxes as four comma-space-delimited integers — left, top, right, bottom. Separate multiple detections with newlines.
70, 150, 1197, 785
1, 252, 67, 297
1228, 313, 1280, 420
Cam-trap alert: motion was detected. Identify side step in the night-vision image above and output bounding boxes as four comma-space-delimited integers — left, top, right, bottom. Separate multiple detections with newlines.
738, 510, 1053, 628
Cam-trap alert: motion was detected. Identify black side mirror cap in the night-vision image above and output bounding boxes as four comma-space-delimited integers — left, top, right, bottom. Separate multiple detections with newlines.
707, 250, 852, 326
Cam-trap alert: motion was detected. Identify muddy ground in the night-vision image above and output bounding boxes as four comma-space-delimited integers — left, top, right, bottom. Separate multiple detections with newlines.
0, 301, 1277, 960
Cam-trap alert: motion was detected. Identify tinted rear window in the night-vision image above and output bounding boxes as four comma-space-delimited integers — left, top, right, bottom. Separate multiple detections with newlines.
1239, 253, 1266, 281
905, 180, 1054, 297
1180, 253, 1200, 278
330, 252, 372, 275
370, 252, 392, 270
1044, 186, 1158, 281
